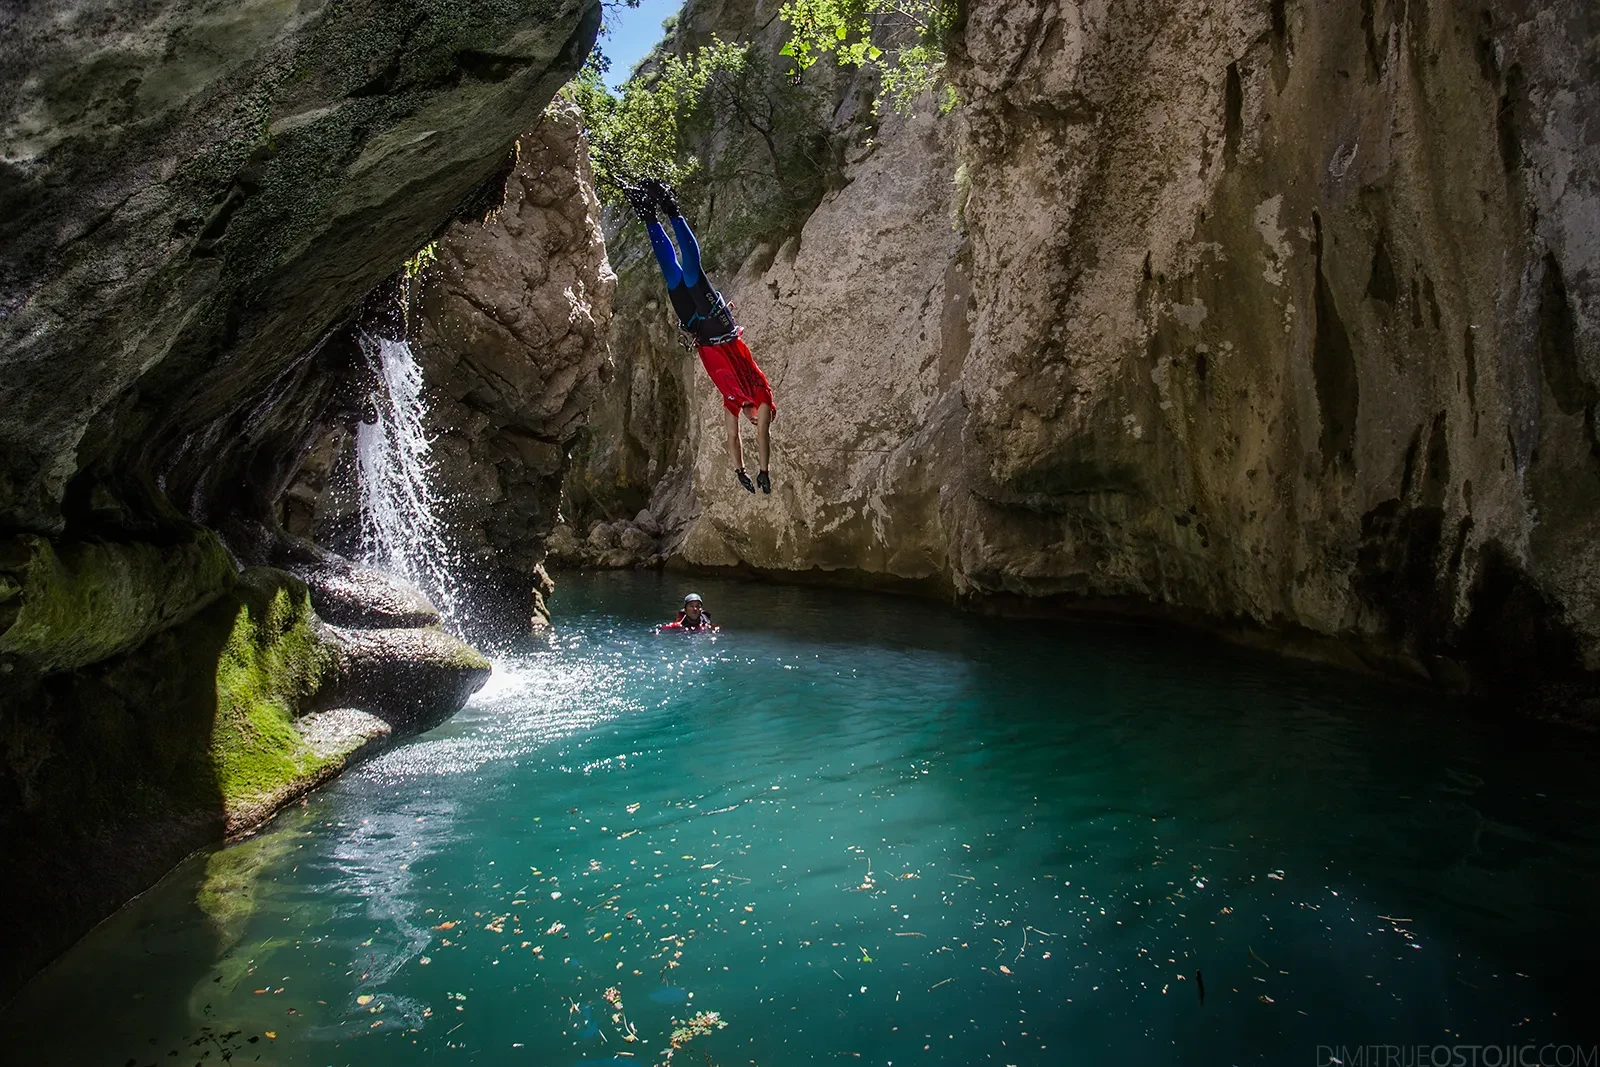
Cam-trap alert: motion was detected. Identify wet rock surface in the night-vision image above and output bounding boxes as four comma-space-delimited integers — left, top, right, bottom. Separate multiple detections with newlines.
299, 102, 615, 635
272, 535, 442, 630
320, 625, 492, 734
0, 0, 597, 997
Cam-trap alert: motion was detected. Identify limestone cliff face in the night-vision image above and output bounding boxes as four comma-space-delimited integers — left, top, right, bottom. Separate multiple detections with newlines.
294, 103, 616, 630
590, 0, 1600, 704
942, 0, 1600, 695
415, 103, 615, 624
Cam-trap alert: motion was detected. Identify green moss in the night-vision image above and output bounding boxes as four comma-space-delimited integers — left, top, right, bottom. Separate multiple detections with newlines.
431, 630, 493, 672
0, 529, 237, 673
209, 570, 335, 810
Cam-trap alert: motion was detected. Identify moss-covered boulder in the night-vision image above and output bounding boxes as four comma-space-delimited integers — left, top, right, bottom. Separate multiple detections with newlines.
321, 625, 493, 734
0, 563, 489, 998
207, 568, 341, 828
0, 528, 236, 673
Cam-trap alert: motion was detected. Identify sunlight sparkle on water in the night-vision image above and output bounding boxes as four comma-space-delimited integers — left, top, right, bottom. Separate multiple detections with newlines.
4, 572, 1597, 1066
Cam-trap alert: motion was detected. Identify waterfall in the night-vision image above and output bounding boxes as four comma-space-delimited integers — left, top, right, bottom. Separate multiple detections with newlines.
354, 333, 462, 626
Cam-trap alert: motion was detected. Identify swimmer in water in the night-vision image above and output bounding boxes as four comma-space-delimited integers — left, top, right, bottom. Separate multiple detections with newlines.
660, 593, 715, 632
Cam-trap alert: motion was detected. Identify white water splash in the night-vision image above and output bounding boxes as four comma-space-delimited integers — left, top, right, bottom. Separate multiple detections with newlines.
355, 334, 461, 626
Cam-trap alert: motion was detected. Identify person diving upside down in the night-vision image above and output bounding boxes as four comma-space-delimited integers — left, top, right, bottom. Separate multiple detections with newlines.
624, 179, 775, 495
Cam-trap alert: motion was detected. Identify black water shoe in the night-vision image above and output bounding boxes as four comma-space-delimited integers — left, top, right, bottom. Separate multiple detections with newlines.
735, 468, 756, 494
756, 470, 771, 494
641, 178, 683, 218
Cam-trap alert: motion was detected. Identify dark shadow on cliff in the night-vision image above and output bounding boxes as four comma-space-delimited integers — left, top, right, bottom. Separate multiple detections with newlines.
0, 594, 236, 1003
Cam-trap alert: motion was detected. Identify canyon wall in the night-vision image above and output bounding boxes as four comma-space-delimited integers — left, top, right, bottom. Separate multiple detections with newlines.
296, 103, 616, 633
583, 0, 1600, 711
1, 0, 601, 997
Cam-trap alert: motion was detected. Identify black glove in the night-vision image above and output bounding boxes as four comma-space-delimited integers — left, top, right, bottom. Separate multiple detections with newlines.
640, 177, 683, 218
622, 186, 657, 225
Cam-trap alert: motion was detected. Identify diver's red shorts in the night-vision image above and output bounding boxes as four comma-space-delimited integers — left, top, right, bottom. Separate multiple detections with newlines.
697, 338, 775, 421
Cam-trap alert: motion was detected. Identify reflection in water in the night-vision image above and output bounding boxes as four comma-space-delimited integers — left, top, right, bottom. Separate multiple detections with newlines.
5, 572, 1599, 1066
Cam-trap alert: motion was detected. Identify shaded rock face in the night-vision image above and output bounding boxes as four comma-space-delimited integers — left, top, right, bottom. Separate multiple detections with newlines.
0, 564, 487, 999
1, 0, 602, 536
588, 0, 1600, 705
1, 0, 596, 998
297, 102, 615, 634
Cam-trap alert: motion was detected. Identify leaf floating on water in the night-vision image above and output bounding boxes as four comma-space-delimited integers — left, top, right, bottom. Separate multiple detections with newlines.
1259, 995, 1275, 1004
626, 803, 641, 814
264, 1032, 276, 1040
357, 995, 373, 1006
419, 957, 432, 966
999, 965, 1013, 975
433, 921, 457, 930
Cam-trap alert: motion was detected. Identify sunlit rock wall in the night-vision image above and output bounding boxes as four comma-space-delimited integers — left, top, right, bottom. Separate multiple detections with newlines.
412, 102, 615, 626
591, 0, 1600, 707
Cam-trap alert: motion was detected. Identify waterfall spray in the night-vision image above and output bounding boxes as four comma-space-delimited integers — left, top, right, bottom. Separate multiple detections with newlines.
355, 333, 462, 627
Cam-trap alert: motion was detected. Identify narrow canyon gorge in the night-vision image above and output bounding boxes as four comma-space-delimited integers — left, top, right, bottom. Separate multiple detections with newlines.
3, 0, 1598, 1013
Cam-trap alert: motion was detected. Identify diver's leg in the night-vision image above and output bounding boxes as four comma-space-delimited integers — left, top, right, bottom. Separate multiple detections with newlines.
755, 403, 773, 480
727, 409, 755, 493
726, 408, 744, 471
645, 220, 683, 289
668, 216, 703, 288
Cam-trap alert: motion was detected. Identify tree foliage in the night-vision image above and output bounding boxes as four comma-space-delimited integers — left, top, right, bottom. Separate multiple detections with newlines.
567, 27, 833, 270
778, 0, 960, 114
566, 37, 752, 202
